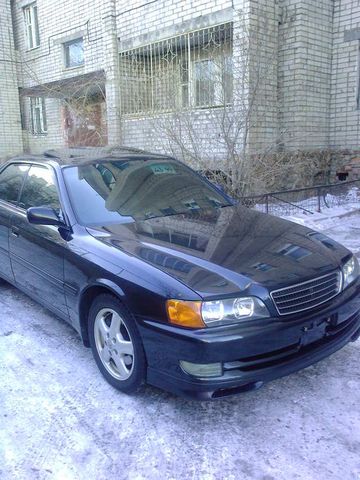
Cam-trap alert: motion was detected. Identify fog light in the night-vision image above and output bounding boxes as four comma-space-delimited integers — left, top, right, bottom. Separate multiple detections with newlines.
180, 361, 222, 378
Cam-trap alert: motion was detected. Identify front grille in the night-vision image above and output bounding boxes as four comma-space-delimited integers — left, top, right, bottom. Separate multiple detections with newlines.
271, 271, 342, 316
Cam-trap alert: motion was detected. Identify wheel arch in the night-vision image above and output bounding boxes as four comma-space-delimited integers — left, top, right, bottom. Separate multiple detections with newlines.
78, 279, 126, 347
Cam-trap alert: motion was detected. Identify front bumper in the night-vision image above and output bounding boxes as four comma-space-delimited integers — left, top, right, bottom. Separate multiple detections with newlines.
137, 280, 360, 400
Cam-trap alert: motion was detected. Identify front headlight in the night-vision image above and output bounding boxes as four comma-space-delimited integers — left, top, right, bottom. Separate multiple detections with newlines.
201, 297, 269, 327
342, 256, 360, 289
167, 297, 270, 328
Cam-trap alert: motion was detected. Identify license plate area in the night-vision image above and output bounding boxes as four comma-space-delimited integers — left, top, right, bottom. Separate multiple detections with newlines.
301, 314, 338, 346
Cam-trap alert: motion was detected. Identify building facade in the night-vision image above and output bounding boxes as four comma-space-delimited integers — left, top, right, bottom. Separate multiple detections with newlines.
0, 0, 359, 170
0, 0, 24, 156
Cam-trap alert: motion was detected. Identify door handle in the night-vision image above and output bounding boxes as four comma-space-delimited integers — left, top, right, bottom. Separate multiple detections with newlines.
11, 227, 19, 238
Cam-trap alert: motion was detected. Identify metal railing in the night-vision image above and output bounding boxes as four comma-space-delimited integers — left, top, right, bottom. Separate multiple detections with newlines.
239, 180, 360, 216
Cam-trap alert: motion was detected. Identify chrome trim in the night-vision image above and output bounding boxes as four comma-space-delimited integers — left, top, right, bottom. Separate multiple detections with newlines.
273, 274, 338, 298
275, 282, 339, 305
271, 271, 342, 316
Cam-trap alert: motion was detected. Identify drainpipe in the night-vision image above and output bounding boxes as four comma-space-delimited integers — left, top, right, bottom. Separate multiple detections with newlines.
103, 0, 122, 145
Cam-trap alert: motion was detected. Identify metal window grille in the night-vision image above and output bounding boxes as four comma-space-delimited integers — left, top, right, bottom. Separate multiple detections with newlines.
119, 22, 233, 116
30, 97, 47, 134
23, 3, 40, 50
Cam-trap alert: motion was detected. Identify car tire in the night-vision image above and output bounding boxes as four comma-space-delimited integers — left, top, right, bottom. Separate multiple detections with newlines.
89, 294, 146, 394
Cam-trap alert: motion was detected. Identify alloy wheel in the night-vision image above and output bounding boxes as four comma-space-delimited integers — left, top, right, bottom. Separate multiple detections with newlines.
94, 308, 135, 380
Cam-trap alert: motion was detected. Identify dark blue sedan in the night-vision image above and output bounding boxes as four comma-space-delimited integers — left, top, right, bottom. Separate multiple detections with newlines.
0, 147, 359, 399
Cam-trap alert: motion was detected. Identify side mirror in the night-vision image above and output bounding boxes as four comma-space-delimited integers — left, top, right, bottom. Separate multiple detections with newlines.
27, 206, 63, 227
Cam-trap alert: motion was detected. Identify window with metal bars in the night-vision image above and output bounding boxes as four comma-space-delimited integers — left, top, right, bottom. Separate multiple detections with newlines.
119, 22, 233, 115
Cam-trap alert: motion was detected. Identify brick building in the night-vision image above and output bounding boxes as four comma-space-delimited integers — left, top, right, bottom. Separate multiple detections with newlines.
0, 0, 359, 172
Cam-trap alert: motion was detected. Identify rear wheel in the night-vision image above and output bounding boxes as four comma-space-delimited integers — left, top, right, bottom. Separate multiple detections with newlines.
89, 294, 146, 393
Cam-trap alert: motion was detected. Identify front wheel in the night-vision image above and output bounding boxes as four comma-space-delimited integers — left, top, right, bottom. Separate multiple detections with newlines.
89, 294, 146, 393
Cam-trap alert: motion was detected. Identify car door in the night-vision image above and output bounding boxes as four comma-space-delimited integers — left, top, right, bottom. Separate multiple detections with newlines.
0, 162, 30, 282
9, 164, 69, 316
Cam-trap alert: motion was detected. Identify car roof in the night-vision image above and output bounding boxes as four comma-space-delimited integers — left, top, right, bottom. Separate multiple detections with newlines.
7, 146, 175, 168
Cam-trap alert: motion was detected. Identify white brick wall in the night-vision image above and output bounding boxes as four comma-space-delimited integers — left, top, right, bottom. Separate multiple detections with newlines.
13, 0, 106, 86
121, 109, 232, 168
0, 0, 23, 158
330, 0, 360, 149
247, 0, 280, 152
117, 0, 280, 158
115, 0, 235, 42
278, 0, 334, 150
21, 97, 63, 153
11, 0, 115, 152
117, 0, 236, 161
2, 0, 360, 164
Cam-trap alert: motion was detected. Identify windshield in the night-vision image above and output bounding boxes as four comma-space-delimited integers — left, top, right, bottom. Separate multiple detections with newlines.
63, 158, 232, 225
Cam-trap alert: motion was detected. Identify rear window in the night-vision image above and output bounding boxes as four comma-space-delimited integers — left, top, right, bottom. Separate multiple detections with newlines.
0, 163, 30, 205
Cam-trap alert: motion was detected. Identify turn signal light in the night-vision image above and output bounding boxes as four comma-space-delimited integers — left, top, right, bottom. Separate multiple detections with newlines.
166, 300, 205, 328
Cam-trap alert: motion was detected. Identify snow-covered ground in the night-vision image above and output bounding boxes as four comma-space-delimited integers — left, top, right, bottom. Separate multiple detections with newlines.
1, 207, 360, 480
254, 185, 360, 220
284, 204, 360, 259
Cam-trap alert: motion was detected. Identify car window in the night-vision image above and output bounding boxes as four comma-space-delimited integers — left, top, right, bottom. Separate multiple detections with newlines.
0, 163, 30, 206
19, 165, 60, 212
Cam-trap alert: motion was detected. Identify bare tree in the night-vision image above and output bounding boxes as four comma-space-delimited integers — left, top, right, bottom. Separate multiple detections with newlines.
119, 8, 332, 196
3, 6, 339, 192
149, 7, 290, 195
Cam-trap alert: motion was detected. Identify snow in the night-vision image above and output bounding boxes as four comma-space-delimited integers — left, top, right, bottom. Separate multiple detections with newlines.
283, 201, 360, 258
1, 207, 360, 480
254, 186, 360, 222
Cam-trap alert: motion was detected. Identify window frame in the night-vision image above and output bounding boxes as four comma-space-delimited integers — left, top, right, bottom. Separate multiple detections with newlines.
63, 37, 85, 69
0, 163, 30, 207
23, 2, 40, 50
192, 58, 223, 108
187, 54, 232, 109
18, 164, 62, 214
30, 97, 47, 135
0, 161, 68, 225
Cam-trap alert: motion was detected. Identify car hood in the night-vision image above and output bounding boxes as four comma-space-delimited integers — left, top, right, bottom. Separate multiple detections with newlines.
86, 205, 350, 298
